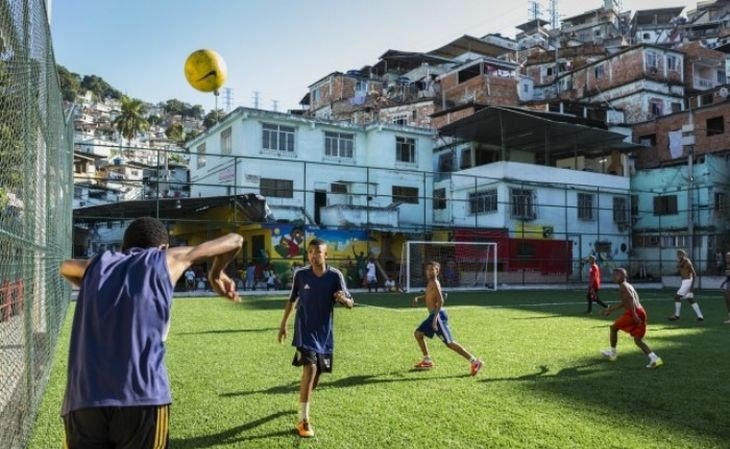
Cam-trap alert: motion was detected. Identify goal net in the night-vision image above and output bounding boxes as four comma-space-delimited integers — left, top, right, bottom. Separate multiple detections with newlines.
398, 241, 498, 293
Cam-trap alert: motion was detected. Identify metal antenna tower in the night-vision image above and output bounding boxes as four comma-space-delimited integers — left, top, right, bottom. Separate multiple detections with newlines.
222, 88, 234, 112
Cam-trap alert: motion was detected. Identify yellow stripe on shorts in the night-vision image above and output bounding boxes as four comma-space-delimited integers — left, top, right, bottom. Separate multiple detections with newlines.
153, 405, 169, 449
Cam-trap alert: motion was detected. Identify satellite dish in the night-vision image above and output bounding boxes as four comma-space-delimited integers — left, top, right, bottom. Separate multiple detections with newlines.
718, 87, 729, 98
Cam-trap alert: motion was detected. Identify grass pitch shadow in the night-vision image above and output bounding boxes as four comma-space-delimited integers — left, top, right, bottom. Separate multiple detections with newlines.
169, 410, 295, 448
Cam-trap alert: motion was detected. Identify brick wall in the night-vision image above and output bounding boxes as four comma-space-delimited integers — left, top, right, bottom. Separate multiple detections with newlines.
632, 100, 730, 168
441, 72, 519, 107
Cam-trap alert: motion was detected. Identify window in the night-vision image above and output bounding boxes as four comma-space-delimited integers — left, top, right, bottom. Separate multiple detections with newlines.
613, 196, 628, 224
392, 185, 419, 204
392, 114, 409, 126
196, 143, 206, 169
262, 123, 295, 152
645, 51, 658, 69
331, 182, 348, 194
469, 190, 498, 215
438, 153, 454, 172
702, 93, 714, 106
653, 195, 677, 215
577, 193, 595, 221
718, 70, 726, 84
649, 99, 663, 116
643, 32, 651, 40
433, 188, 447, 210
311, 88, 320, 103
594, 64, 605, 80
221, 127, 232, 155
715, 191, 727, 213
546, 67, 554, 76
395, 137, 416, 163
324, 132, 354, 158
667, 55, 679, 71
631, 195, 639, 217
707, 116, 724, 136
460, 148, 472, 169
671, 102, 682, 113
510, 188, 534, 219
260, 178, 293, 198
639, 134, 656, 146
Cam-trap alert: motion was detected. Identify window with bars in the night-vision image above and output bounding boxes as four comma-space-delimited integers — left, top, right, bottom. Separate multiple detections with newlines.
395, 137, 416, 163
578, 193, 595, 221
260, 178, 293, 198
433, 188, 447, 210
469, 190, 498, 215
613, 196, 628, 224
392, 185, 419, 204
221, 127, 232, 154
510, 188, 534, 219
324, 132, 354, 158
262, 123, 295, 152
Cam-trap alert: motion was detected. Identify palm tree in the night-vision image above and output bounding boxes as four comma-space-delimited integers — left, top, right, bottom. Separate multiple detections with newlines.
113, 95, 149, 154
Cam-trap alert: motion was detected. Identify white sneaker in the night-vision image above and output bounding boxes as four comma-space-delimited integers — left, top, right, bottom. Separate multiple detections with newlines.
724, 318, 730, 324
600, 349, 617, 362
646, 358, 664, 369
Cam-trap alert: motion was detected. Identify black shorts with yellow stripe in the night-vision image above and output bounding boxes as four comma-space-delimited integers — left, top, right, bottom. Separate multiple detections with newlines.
292, 348, 333, 373
63, 404, 169, 449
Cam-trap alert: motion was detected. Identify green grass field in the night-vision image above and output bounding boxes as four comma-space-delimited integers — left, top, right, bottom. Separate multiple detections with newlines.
28, 289, 730, 449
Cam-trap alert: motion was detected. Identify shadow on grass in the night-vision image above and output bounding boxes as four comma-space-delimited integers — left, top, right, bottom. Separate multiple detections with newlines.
482, 362, 604, 383
176, 327, 278, 336
169, 410, 295, 449
220, 372, 467, 398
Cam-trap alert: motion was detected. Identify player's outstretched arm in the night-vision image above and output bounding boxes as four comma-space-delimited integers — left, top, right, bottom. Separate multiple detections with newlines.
60, 259, 91, 288
166, 233, 244, 301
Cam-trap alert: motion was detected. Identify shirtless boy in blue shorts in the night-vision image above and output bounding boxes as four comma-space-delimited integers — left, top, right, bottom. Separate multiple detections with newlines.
413, 260, 483, 376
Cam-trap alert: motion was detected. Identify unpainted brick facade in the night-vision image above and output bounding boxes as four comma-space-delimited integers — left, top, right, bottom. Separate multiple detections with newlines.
378, 101, 436, 128
632, 100, 730, 169
440, 71, 519, 108
678, 41, 727, 92
431, 105, 481, 130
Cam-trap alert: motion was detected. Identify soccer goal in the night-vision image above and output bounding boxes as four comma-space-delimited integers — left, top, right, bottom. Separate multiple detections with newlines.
398, 241, 498, 293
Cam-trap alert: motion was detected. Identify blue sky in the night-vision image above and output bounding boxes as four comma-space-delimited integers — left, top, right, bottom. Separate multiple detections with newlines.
51, 0, 692, 112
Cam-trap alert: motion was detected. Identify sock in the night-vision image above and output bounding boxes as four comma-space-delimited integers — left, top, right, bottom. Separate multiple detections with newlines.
469, 356, 476, 363
299, 402, 310, 422
674, 302, 682, 317
609, 347, 617, 355
691, 302, 703, 318
648, 352, 658, 361
423, 355, 432, 362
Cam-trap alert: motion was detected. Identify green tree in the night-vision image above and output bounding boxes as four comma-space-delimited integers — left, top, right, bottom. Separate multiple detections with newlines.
184, 104, 204, 119
203, 109, 225, 129
165, 123, 185, 144
163, 99, 186, 116
113, 95, 149, 148
147, 114, 163, 126
80, 74, 122, 101
57, 65, 81, 102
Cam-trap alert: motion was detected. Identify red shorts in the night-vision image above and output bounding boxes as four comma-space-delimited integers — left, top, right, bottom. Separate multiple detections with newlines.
613, 307, 647, 338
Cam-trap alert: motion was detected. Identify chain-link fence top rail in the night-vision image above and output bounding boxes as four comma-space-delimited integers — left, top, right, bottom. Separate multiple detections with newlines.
0, 0, 73, 448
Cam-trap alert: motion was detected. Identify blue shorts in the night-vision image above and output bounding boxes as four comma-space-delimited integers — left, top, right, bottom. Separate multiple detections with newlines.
416, 310, 453, 344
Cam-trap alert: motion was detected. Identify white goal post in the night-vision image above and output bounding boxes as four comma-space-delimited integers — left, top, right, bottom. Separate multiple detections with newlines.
398, 241, 498, 293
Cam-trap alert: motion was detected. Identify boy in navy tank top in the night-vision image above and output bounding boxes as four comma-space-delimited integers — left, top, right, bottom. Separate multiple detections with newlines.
60, 217, 243, 449
278, 238, 354, 438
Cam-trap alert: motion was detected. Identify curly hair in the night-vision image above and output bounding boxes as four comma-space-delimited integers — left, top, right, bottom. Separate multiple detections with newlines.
121, 217, 169, 251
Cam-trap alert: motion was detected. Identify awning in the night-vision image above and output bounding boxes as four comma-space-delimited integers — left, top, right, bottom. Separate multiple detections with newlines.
73, 193, 273, 225
438, 106, 644, 159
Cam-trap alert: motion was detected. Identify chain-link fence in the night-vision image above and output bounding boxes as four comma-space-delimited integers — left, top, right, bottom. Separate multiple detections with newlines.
0, 0, 74, 448
70, 142, 729, 292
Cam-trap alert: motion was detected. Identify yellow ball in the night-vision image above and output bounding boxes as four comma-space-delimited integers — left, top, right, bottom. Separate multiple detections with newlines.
184, 49, 227, 93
